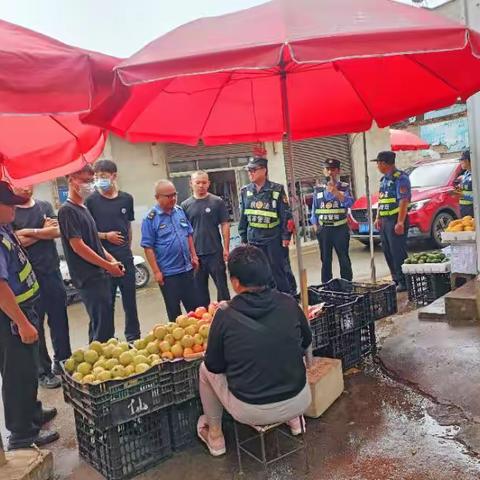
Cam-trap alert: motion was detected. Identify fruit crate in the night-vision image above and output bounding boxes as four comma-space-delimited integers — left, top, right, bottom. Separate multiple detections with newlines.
170, 358, 202, 404
360, 321, 377, 357
404, 272, 451, 307
168, 397, 203, 451
319, 279, 397, 322
308, 288, 366, 335
74, 408, 172, 480
315, 327, 362, 371
61, 363, 173, 429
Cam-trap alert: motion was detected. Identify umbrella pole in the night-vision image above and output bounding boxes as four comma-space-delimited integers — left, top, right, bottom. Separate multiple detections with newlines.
280, 69, 308, 313
363, 132, 377, 283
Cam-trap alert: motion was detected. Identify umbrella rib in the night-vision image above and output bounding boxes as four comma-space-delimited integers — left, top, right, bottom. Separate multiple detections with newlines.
49, 115, 79, 142
249, 79, 259, 137
333, 61, 376, 121
199, 72, 234, 140
405, 55, 461, 97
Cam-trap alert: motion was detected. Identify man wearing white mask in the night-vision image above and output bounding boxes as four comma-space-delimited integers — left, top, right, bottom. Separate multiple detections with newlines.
58, 164, 124, 343
86, 160, 140, 341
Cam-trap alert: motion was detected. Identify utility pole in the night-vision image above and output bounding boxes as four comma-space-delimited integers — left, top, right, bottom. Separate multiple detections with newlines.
464, 0, 480, 272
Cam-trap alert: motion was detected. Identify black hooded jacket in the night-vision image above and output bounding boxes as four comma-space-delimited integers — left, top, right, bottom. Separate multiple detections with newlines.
205, 288, 312, 405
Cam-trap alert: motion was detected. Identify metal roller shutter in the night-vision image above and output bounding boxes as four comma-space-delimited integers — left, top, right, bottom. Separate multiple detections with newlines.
283, 135, 353, 184
166, 142, 255, 163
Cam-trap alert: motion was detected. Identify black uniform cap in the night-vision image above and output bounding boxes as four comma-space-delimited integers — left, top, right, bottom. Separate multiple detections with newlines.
371, 151, 396, 165
461, 149, 470, 161
325, 158, 341, 169
246, 157, 268, 170
0, 181, 28, 206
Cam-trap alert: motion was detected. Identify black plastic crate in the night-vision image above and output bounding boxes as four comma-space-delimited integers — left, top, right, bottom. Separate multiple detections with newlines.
360, 321, 377, 357
315, 327, 362, 371
171, 359, 202, 403
309, 288, 366, 335
168, 398, 203, 451
405, 272, 451, 307
74, 408, 172, 480
61, 362, 173, 429
320, 279, 397, 321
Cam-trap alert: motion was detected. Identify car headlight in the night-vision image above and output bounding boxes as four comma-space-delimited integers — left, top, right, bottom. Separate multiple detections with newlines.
409, 199, 431, 211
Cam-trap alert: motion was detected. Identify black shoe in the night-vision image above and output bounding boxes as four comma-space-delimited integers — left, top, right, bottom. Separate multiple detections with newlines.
8, 430, 60, 450
36, 407, 58, 427
39, 373, 61, 389
396, 283, 407, 293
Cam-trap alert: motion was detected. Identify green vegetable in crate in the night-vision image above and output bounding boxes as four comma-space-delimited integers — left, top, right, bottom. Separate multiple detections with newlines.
405, 250, 447, 265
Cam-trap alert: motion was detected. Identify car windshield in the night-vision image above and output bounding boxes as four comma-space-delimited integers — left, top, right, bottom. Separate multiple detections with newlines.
408, 162, 456, 188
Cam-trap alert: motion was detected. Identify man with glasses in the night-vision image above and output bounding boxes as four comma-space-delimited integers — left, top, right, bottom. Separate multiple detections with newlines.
58, 165, 125, 342
141, 179, 200, 321
239, 157, 291, 293
86, 160, 141, 342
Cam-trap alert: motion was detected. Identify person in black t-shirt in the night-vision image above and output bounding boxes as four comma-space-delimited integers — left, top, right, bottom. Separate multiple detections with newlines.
58, 164, 124, 343
13, 186, 72, 389
86, 160, 140, 341
181, 171, 231, 307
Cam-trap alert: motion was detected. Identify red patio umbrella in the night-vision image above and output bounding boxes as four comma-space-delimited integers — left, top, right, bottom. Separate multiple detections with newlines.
84, 0, 480, 297
390, 129, 430, 151
0, 115, 106, 187
0, 19, 117, 115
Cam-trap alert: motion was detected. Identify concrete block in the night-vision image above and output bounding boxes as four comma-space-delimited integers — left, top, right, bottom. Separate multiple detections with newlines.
0, 449, 53, 480
305, 357, 344, 419
445, 278, 480, 324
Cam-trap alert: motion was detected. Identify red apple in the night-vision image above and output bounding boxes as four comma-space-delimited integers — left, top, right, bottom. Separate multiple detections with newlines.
202, 313, 213, 322
195, 306, 207, 318
187, 311, 196, 318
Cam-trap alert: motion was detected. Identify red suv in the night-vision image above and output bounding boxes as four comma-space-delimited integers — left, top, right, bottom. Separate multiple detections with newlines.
348, 158, 463, 248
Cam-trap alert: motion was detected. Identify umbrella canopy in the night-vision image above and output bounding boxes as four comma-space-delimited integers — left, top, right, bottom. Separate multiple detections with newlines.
390, 129, 430, 151
86, 0, 480, 145
0, 116, 106, 187
0, 19, 118, 115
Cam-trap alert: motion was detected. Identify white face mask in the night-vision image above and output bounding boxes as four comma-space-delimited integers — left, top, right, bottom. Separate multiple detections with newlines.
77, 182, 95, 199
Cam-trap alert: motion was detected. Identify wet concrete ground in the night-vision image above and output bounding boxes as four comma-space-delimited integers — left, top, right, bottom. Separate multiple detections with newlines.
3, 240, 478, 479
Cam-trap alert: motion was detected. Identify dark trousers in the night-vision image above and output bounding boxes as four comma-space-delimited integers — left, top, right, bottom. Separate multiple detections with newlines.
160, 270, 200, 321
254, 238, 291, 294
0, 304, 42, 439
194, 251, 231, 307
317, 224, 353, 284
380, 217, 408, 286
35, 269, 72, 376
111, 257, 140, 341
79, 276, 114, 343
284, 247, 298, 295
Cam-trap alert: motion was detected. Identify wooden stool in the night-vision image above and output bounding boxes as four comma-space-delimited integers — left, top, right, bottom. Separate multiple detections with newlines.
233, 416, 309, 478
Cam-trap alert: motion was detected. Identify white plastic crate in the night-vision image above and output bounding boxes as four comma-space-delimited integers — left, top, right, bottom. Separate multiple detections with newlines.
402, 262, 451, 274
450, 243, 477, 274
441, 231, 476, 244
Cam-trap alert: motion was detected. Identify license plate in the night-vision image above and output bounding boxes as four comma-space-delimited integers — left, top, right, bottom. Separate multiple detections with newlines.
359, 223, 369, 233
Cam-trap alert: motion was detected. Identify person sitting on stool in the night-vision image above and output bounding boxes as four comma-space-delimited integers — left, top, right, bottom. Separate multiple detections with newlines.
197, 245, 312, 456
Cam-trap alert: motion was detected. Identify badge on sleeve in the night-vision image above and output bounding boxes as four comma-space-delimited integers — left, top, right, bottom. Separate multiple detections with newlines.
400, 186, 408, 194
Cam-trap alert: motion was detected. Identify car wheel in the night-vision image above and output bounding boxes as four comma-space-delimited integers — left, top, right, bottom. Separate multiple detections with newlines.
431, 211, 455, 249
135, 264, 150, 289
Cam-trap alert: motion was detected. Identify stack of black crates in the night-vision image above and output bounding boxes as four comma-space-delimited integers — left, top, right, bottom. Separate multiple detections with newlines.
62, 357, 204, 480
305, 279, 397, 370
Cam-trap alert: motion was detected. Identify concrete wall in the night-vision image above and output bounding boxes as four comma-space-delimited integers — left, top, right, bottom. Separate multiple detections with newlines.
265, 141, 288, 186
349, 125, 391, 198
435, 0, 464, 22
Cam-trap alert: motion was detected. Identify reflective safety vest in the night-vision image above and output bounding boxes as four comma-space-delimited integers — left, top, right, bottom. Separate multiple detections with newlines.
244, 184, 282, 229
378, 170, 407, 217
460, 171, 473, 206
0, 232, 39, 304
314, 185, 349, 227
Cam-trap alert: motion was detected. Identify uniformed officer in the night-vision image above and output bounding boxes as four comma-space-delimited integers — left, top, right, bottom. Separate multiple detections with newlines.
458, 149, 474, 218
239, 157, 291, 293
372, 151, 411, 293
311, 158, 354, 284
141, 179, 200, 321
0, 181, 59, 450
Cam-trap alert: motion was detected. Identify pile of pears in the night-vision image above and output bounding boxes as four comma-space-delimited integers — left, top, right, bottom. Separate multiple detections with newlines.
64, 306, 214, 386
